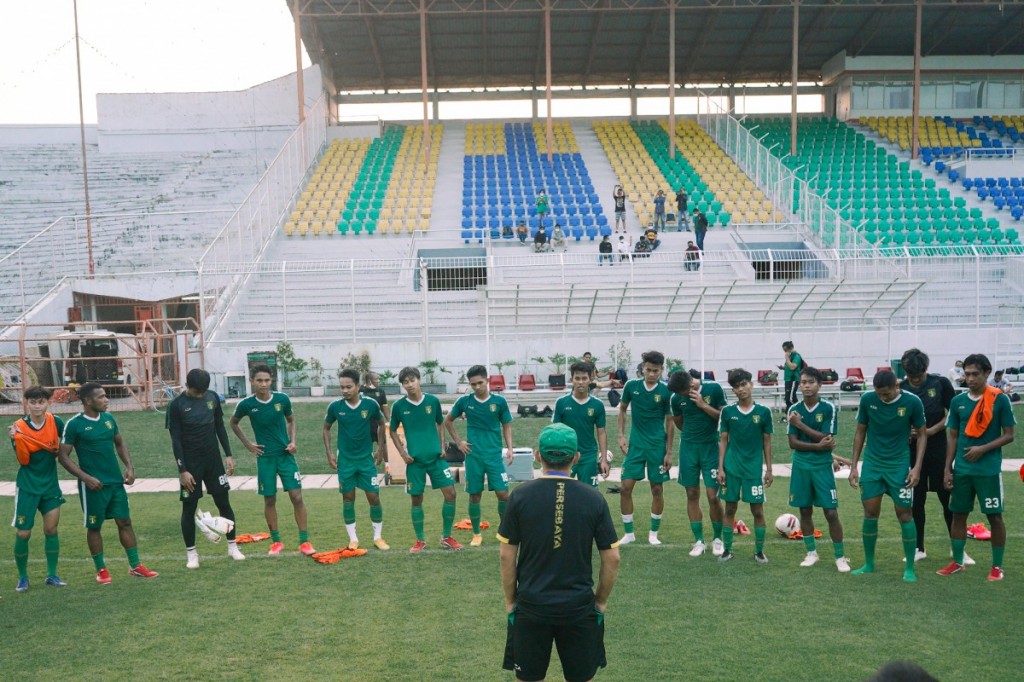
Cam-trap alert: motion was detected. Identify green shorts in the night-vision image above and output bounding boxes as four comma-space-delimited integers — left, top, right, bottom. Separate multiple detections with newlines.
571, 456, 601, 488
677, 440, 720, 489
720, 471, 765, 504
79, 482, 130, 529
256, 455, 302, 497
621, 447, 670, 484
13, 487, 65, 530
406, 456, 455, 496
465, 455, 509, 494
859, 466, 913, 508
338, 456, 380, 494
950, 473, 1004, 515
789, 466, 838, 509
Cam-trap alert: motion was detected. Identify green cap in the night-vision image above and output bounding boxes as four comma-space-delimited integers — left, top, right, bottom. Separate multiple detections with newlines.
538, 423, 578, 461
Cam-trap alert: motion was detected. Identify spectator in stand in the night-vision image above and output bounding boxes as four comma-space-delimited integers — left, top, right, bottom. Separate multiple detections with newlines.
533, 226, 551, 253
989, 370, 1021, 402
598, 235, 614, 266
616, 234, 632, 262
676, 188, 690, 231
948, 360, 966, 388
685, 240, 701, 271
515, 221, 529, 245
653, 190, 667, 232
613, 185, 627, 234
693, 208, 709, 251
501, 224, 514, 239
550, 223, 568, 252
644, 229, 661, 251
535, 189, 549, 220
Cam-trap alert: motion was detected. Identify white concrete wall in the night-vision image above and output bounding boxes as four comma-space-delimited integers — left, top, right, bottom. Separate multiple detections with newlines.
0, 125, 98, 145
965, 158, 1024, 178
96, 66, 323, 152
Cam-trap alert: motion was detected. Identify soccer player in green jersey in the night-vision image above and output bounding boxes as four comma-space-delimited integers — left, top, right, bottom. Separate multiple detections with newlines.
444, 364, 514, 547
667, 369, 727, 558
323, 368, 389, 551
848, 370, 927, 582
779, 341, 804, 421
617, 350, 673, 546
717, 369, 774, 563
230, 364, 314, 557
553, 361, 609, 489
9, 386, 66, 591
57, 383, 159, 584
389, 366, 462, 553
787, 367, 850, 572
938, 354, 1016, 581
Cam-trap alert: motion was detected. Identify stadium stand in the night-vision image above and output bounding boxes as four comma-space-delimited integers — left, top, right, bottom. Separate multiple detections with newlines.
460, 122, 605, 244
747, 117, 1019, 248
286, 137, 370, 237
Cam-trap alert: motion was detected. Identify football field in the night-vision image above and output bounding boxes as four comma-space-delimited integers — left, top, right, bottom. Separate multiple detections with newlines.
1, 403, 1022, 680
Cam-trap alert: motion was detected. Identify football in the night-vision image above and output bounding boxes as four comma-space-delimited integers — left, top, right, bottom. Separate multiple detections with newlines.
775, 513, 800, 537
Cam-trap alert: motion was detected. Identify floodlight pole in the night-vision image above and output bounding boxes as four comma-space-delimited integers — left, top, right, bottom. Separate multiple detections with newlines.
421, 0, 431, 167
544, 0, 553, 163
790, 0, 799, 158
911, 0, 923, 160
73, 0, 94, 277
294, 0, 305, 125
668, 0, 676, 160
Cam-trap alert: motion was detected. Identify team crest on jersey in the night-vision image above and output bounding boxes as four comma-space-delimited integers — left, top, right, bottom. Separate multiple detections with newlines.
207, 400, 215, 410
361, 410, 369, 419
587, 408, 595, 417
17, 515, 25, 525
489, 404, 497, 413
753, 415, 761, 424
897, 407, 907, 417
88, 515, 97, 525
105, 421, 113, 429
654, 395, 662, 403
815, 414, 823, 423
274, 404, 282, 412
425, 406, 433, 414
927, 388, 937, 398
703, 396, 711, 403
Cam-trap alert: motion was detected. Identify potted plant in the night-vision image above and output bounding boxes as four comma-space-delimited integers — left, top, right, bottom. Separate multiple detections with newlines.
490, 360, 515, 392
666, 357, 686, 376
275, 342, 309, 397
339, 350, 372, 378
418, 359, 449, 393
455, 370, 470, 394
309, 357, 326, 397
378, 369, 400, 395
547, 353, 567, 390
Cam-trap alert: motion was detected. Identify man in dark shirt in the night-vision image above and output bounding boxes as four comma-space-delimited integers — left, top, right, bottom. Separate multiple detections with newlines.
167, 368, 245, 568
533, 225, 550, 253
898, 348, 964, 564
499, 423, 620, 682
676, 187, 690, 231
361, 370, 390, 450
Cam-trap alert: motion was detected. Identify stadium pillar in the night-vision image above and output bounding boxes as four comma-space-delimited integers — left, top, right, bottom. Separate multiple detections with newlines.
421, 0, 431, 166
73, 0, 94, 277
293, 0, 305, 125
668, 0, 676, 160
544, 0, 553, 163
790, 0, 799, 158
911, 0, 923, 160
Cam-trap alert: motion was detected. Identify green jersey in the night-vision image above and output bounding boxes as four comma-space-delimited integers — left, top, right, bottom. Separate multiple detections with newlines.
787, 399, 837, 471
389, 393, 443, 463
719, 403, 773, 479
449, 393, 512, 460
670, 382, 727, 443
620, 379, 672, 451
232, 393, 293, 457
783, 352, 803, 381
325, 397, 382, 460
856, 390, 925, 472
13, 415, 65, 495
61, 412, 123, 484
553, 394, 607, 460
946, 391, 1016, 476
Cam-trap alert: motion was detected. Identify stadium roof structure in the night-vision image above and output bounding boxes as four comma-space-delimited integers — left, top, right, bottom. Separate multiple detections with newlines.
293, 0, 1024, 92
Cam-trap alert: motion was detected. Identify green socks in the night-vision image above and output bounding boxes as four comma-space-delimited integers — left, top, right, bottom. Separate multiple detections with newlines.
343, 500, 356, 525
690, 522, 704, 543
723, 527, 734, 553
14, 535, 29, 580
804, 535, 817, 554
623, 514, 634, 535
92, 552, 106, 570
469, 502, 482, 534
44, 533, 59, 577
370, 505, 382, 524
862, 518, 879, 568
497, 499, 507, 522
298, 530, 309, 544
754, 525, 766, 554
411, 506, 425, 541
125, 546, 140, 570
833, 541, 845, 559
952, 538, 966, 564
442, 500, 456, 537
993, 545, 1005, 569
270, 529, 282, 543
712, 522, 723, 541
651, 514, 662, 533
900, 520, 917, 572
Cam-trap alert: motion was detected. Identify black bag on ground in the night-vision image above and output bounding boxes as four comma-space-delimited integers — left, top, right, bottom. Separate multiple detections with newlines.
607, 389, 621, 407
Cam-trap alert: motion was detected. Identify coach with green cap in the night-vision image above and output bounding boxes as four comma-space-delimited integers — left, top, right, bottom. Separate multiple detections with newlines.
498, 423, 621, 682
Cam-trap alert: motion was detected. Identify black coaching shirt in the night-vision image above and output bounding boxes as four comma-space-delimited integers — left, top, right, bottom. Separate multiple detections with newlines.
497, 475, 618, 620
166, 390, 232, 473
900, 374, 954, 453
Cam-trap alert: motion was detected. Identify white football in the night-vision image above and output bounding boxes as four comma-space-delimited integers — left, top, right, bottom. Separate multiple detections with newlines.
605, 450, 614, 463
775, 513, 800, 537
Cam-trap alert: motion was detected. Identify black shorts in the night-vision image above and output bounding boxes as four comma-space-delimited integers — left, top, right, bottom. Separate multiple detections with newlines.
911, 445, 947, 493
180, 458, 230, 502
503, 605, 606, 682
